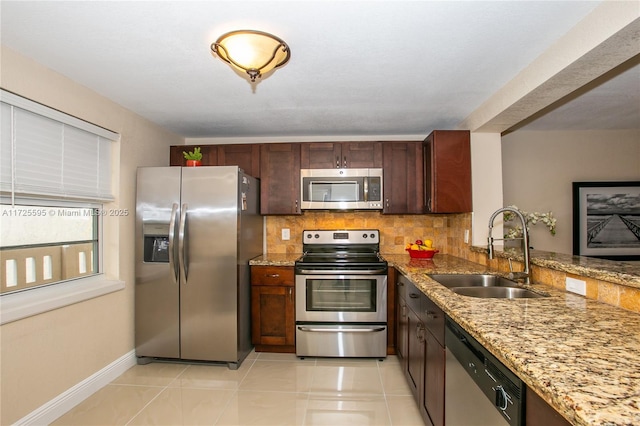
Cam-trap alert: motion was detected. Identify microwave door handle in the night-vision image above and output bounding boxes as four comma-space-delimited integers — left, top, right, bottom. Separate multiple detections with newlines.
178, 203, 188, 282
168, 203, 179, 284
364, 177, 369, 201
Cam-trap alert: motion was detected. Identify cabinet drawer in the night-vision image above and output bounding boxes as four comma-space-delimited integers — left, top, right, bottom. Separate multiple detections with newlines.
422, 297, 444, 346
251, 266, 294, 286
405, 281, 424, 314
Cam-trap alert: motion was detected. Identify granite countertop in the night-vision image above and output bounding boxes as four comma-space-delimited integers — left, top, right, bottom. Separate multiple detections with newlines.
249, 253, 300, 266
469, 246, 640, 289
250, 253, 640, 425
386, 254, 640, 426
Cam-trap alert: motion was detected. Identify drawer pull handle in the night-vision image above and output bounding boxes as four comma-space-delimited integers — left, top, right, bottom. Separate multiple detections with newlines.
409, 293, 420, 299
266, 274, 280, 278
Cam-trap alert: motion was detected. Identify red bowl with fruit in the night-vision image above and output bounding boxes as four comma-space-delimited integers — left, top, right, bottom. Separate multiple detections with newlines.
406, 249, 439, 259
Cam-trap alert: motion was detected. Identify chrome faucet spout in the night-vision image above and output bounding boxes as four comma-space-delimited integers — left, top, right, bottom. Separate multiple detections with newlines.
487, 207, 531, 284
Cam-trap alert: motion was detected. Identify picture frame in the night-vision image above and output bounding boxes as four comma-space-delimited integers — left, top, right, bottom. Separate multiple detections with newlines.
572, 181, 640, 261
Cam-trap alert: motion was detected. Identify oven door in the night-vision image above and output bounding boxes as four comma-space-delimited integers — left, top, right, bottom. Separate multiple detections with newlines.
295, 273, 387, 323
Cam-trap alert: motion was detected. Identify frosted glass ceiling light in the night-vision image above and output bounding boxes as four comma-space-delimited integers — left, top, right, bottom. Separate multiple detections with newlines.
211, 30, 290, 82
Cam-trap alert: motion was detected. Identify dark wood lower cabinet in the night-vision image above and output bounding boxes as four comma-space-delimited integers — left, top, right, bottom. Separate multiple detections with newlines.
396, 273, 444, 426
406, 308, 423, 399
526, 387, 572, 426
422, 331, 444, 426
250, 266, 295, 353
251, 286, 295, 351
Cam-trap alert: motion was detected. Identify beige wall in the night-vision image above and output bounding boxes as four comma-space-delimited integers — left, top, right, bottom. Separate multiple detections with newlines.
0, 46, 183, 424
501, 129, 640, 254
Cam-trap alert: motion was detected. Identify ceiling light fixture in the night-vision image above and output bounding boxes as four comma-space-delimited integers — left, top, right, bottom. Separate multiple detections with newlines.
211, 30, 291, 82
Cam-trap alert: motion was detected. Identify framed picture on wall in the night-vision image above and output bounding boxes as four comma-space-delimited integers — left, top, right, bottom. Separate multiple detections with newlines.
572, 181, 640, 261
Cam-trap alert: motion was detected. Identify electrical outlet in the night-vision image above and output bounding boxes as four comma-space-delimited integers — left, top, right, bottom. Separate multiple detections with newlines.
464, 229, 470, 244
566, 277, 586, 296
281, 228, 290, 241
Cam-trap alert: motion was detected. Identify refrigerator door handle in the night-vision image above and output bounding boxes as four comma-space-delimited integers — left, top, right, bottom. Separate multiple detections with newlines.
168, 203, 179, 284
178, 203, 189, 282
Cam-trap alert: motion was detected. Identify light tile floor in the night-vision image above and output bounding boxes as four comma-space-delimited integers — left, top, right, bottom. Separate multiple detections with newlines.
52, 352, 425, 425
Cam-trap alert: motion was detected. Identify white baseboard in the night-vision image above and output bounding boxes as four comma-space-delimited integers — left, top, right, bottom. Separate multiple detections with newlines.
15, 350, 137, 425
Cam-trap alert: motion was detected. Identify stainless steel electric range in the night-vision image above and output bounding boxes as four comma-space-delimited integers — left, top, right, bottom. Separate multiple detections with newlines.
294, 229, 388, 358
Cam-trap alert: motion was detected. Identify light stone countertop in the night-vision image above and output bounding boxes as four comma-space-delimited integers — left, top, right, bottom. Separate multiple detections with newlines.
249, 253, 640, 425
469, 246, 640, 289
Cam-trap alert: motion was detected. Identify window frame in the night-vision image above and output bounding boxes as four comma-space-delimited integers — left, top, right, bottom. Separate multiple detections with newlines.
0, 91, 123, 325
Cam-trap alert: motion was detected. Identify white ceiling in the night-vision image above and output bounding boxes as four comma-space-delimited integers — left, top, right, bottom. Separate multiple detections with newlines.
1, 1, 638, 139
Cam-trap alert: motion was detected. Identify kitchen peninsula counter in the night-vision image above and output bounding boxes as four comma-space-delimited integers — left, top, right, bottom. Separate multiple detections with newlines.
386, 253, 640, 426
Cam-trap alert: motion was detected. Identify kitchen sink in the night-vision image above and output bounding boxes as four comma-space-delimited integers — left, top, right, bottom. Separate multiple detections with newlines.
427, 274, 519, 288
428, 274, 548, 299
450, 286, 546, 299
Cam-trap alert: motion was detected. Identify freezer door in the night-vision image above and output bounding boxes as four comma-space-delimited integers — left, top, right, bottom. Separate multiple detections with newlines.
135, 167, 181, 359
180, 166, 240, 361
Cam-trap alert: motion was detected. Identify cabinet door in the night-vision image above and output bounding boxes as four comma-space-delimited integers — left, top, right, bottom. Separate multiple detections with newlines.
169, 145, 218, 166
300, 142, 383, 169
260, 143, 301, 215
217, 144, 261, 178
526, 388, 571, 426
251, 285, 295, 347
396, 295, 408, 363
341, 142, 383, 168
382, 141, 425, 214
300, 142, 342, 169
406, 308, 424, 400
423, 331, 445, 426
424, 130, 472, 213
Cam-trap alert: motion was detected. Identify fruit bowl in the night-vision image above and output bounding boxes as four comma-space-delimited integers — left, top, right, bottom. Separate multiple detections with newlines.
406, 249, 439, 259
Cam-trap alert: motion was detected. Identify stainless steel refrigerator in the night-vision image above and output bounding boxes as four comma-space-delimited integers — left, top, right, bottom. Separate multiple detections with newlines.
135, 166, 262, 369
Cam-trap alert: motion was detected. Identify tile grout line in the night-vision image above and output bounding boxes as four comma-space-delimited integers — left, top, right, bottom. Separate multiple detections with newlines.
378, 359, 395, 425
212, 354, 258, 425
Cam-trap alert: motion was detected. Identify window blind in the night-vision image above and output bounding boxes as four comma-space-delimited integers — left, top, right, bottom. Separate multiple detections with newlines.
0, 90, 118, 201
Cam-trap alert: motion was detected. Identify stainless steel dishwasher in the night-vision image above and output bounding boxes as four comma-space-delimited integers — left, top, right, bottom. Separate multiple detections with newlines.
445, 316, 524, 426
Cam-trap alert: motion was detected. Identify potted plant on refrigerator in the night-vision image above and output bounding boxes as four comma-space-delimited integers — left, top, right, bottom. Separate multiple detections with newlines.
183, 147, 203, 167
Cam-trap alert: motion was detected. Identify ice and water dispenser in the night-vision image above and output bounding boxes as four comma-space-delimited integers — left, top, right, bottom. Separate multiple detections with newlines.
143, 223, 170, 263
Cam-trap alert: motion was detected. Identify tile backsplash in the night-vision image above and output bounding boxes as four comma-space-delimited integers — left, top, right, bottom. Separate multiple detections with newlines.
265, 211, 471, 255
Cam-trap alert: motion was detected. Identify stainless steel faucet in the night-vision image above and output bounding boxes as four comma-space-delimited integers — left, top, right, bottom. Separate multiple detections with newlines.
488, 207, 531, 284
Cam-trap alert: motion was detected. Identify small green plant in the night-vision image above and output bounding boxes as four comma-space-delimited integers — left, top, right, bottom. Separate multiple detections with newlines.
183, 147, 203, 161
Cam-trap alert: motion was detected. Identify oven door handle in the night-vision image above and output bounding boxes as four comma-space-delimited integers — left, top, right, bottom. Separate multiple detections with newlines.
295, 268, 388, 275
297, 326, 386, 333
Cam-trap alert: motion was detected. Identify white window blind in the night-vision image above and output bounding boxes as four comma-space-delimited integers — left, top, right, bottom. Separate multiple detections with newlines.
0, 90, 118, 201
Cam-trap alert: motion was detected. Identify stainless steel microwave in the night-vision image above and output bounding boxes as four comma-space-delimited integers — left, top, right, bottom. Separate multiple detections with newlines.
300, 168, 383, 210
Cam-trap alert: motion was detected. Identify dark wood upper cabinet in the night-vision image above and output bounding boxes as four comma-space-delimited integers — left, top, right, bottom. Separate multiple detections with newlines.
424, 130, 472, 213
382, 141, 425, 214
217, 144, 261, 178
169, 144, 260, 177
301, 142, 383, 169
260, 143, 301, 215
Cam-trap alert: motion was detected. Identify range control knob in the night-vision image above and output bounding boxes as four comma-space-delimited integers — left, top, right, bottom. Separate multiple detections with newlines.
362, 233, 368, 238
314, 234, 320, 239
370, 233, 376, 239
306, 233, 312, 239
